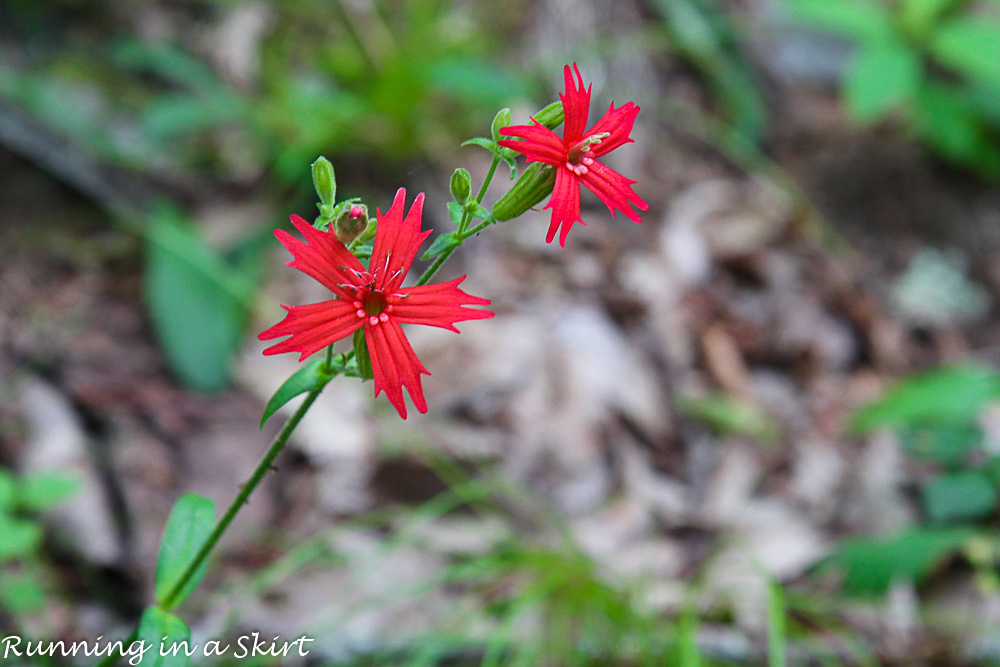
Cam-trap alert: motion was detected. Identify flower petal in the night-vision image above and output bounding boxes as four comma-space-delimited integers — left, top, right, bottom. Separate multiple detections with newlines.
543, 167, 583, 247
277, 215, 367, 300
367, 319, 430, 419
579, 160, 649, 223
498, 121, 566, 165
560, 63, 591, 144
391, 276, 494, 331
585, 102, 639, 158
259, 300, 364, 361
370, 188, 431, 291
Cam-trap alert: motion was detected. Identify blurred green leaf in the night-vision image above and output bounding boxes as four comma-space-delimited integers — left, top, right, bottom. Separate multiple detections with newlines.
0, 571, 46, 615
260, 358, 335, 429
900, 0, 959, 41
354, 329, 374, 381
145, 211, 251, 393
851, 365, 1000, 433
0, 471, 16, 513
427, 59, 524, 107
0, 515, 43, 561
136, 606, 192, 667
785, 0, 896, 43
17, 473, 79, 512
923, 471, 997, 523
828, 527, 972, 595
845, 42, 922, 122
679, 392, 780, 445
155, 493, 215, 608
899, 423, 981, 465
931, 17, 1000, 89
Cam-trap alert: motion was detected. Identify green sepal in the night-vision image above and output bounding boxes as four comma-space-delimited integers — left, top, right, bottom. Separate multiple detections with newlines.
450, 168, 472, 204
461, 137, 498, 153
353, 329, 374, 381
492, 163, 557, 221
259, 357, 337, 429
422, 232, 461, 260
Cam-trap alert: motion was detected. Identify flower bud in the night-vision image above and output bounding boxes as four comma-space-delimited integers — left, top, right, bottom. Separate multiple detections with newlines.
450, 168, 472, 204
492, 163, 556, 222
532, 101, 564, 130
311, 156, 337, 208
334, 203, 368, 245
491, 107, 512, 142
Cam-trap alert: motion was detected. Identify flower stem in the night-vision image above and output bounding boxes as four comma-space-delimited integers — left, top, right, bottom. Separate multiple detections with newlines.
416, 154, 500, 287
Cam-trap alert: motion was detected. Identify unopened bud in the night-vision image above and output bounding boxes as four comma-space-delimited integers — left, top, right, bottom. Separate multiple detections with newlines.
492, 163, 557, 222
491, 108, 512, 142
450, 168, 472, 204
334, 203, 368, 245
532, 101, 564, 130
311, 156, 337, 208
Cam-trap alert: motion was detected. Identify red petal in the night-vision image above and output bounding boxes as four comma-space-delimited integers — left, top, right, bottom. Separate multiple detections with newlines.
498, 121, 567, 165
544, 167, 583, 247
259, 300, 364, 361
276, 215, 367, 300
391, 276, 494, 331
579, 160, 649, 223
560, 63, 591, 144
586, 102, 639, 158
367, 319, 430, 419
370, 189, 431, 291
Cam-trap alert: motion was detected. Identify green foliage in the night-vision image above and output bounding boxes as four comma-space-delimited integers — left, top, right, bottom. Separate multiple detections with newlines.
260, 357, 338, 428
679, 391, 781, 446
651, 0, 769, 142
922, 470, 997, 523
827, 527, 973, 595
155, 493, 216, 609
788, 0, 1000, 177
137, 606, 192, 667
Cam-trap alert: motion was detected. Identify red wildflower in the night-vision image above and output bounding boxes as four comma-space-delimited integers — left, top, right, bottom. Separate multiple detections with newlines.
259, 188, 494, 419
498, 63, 649, 246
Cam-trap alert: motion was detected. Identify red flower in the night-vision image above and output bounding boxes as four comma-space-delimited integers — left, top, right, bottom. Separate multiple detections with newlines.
498, 63, 649, 246
259, 188, 494, 419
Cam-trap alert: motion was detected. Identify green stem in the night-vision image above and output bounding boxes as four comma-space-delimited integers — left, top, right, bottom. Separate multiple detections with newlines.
416, 153, 500, 287
159, 384, 325, 611
94, 630, 137, 667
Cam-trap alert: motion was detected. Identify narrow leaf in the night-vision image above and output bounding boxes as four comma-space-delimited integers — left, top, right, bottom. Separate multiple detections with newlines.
17, 473, 79, 511
923, 471, 998, 523
260, 358, 334, 428
421, 232, 461, 260
845, 42, 921, 122
154, 493, 215, 608
136, 606, 192, 667
461, 137, 497, 153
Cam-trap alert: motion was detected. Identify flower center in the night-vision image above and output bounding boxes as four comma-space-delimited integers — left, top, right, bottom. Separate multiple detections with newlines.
362, 289, 386, 316
566, 132, 611, 164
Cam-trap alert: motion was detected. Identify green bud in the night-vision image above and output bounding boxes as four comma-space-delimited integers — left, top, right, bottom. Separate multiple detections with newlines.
334, 203, 369, 245
492, 163, 557, 222
311, 156, 337, 208
353, 329, 374, 381
450, 168, 472, 204
533, 101, 564, 130
491, 107, 512, 142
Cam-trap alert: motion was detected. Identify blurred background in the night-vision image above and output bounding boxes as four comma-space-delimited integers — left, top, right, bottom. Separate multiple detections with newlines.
4, 0, 1000, 664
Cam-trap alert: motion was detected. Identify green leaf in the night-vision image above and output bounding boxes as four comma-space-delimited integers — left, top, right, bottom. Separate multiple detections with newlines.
785, 0, 896, 43
900, 0, 959, 41
899, 423, 981, 465
0, 571, 46, 614
136, 606, 192, 667
461, 137, 497, 153
260, 358, 334, 428
0, 515, 42, 561
923, 471, 998, 523
678, 392, 781, 446
353, 329, 374, 381
145, 211, 251, 393
422, 232, 461, 260
447, 201, 464, 224
845, 42, 922, 122
913, 81, 995, 172
851, 365, 1000, 434
154, 493, 215, 608
827, 527, 972, 595
17, 473, 79, 512
472, 204, 495, 224
0, 470, 16, 512
932, 17, 1000, 89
